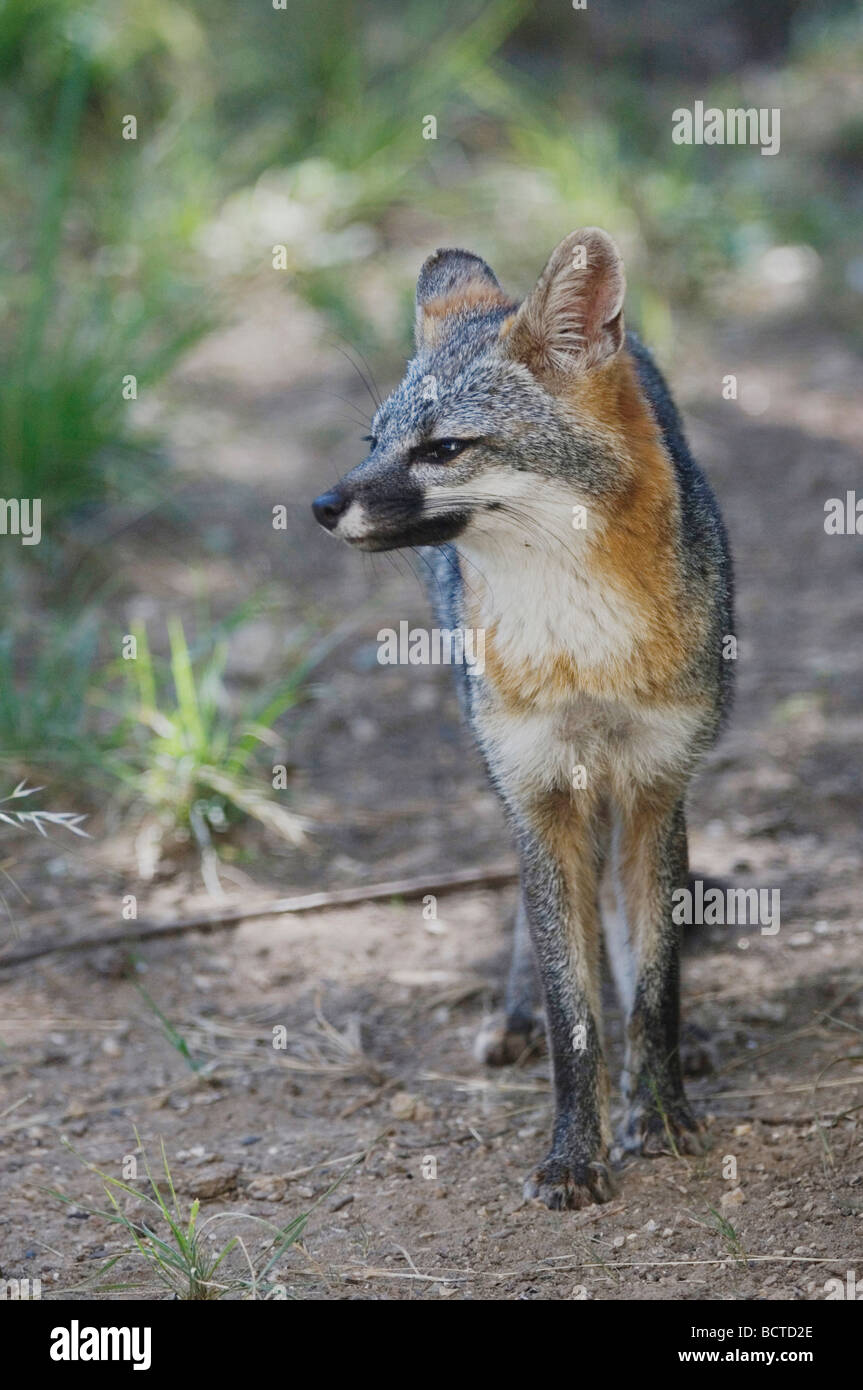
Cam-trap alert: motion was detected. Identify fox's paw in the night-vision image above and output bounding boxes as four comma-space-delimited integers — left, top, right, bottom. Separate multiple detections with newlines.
523, 1154, 614, 1211
474, 1013, 543, 1068
619, 1100, 705, 1158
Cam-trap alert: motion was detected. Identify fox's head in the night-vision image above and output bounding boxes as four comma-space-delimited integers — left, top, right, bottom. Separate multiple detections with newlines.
312, 227, 629, 552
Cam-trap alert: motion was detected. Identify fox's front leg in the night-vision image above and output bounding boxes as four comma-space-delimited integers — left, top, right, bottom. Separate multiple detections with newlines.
613, 789, 703, 1156
517, 792, 613, 1210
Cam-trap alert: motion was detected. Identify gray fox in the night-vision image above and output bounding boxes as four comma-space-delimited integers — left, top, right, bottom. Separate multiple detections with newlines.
312, 228, 733, 1209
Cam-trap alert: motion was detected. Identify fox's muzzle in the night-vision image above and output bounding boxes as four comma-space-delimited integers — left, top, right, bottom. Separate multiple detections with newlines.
312, 469, 470, 550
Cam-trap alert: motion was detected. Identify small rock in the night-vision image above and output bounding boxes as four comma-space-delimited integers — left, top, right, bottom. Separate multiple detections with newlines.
182, 1164, 239, 1200
390, 1091, 423, 1120
246, 1175, 286, 1202
721, 1186, 745, 1209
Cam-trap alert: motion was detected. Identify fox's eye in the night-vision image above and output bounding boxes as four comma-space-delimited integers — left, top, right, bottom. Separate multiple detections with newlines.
362, 434, 377, 449
419, 438, 474, 464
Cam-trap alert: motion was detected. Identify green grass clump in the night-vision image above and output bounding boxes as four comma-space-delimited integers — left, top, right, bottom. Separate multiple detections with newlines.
0, 604, 318, 887
50, 1130, 349, 1299
104, 614, 310, 886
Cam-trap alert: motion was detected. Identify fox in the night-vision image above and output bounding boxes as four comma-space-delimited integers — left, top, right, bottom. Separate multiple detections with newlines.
312, 227, 733, 1209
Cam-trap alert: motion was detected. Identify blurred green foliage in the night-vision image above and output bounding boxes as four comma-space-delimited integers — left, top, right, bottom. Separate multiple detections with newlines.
0, 1, 215, 521
1, 0, 859, 523
0, 610, 103, 770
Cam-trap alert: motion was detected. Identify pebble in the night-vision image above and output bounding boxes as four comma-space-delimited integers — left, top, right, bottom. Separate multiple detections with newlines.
721, 1186, 745, 1209
389, 1092, 432, 1121
181, 1164, 239, 1199
246, 1175, 286, 1202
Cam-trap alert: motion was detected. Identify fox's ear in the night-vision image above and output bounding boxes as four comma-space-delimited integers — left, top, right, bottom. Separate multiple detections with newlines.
504, 228, 625, 380
415, 249, 505, 349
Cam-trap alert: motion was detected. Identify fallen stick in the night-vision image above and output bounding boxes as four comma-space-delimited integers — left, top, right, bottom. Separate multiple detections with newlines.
0, 861, 518, 968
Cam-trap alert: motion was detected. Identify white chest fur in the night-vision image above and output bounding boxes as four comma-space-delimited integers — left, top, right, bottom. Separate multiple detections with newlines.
475, 694, 705, 802
454, 497, 702, 798
442, 473, 704, 800
453, 474, 640, 684
461, 535, 638, 682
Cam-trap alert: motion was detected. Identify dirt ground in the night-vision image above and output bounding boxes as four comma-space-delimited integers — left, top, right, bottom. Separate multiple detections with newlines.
1, 294, 862, 1300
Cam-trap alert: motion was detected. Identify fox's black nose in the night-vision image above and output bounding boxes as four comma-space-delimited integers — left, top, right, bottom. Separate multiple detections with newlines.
312, 489, 349, 531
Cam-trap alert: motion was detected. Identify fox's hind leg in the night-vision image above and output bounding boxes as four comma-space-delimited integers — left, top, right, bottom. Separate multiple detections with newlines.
474, 894, 543, 1066
612, 787, 703, 1156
